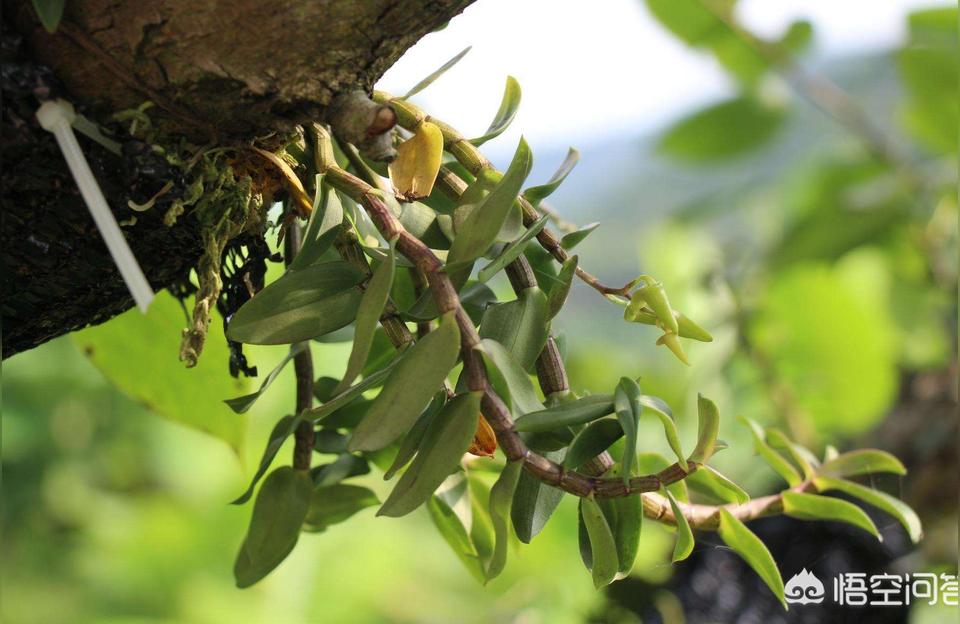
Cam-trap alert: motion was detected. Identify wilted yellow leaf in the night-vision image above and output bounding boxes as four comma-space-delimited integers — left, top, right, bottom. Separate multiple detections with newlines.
389, 120, 444, 200
250, 146, 313, 217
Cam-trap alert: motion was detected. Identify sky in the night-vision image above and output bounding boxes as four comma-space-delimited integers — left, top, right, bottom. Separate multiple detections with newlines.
376, 0, 941, 152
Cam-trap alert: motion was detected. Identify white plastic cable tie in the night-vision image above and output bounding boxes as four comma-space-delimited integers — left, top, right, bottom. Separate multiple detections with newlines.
36, 99, 155, 313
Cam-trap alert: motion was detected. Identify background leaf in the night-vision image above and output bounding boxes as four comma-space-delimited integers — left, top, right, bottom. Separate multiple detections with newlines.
304, 484, 379, 532
470, 76, 522, 146
580, 498, 619, 588
73, 292, 248, 453
478, 287, 549, 371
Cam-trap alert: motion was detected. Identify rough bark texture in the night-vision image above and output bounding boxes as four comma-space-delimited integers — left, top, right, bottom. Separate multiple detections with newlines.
1, 0, 474, 358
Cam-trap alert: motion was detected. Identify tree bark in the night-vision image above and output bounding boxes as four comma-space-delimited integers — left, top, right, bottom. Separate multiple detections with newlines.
1, 0, 473, 358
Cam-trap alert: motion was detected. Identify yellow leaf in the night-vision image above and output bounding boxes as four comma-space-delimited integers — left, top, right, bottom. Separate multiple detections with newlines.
250, 147, 313, 217
389, 120, 444, 200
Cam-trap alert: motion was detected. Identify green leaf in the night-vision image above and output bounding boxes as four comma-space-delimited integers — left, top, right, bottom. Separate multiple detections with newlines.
72, 292, 247, 453
658, 97, 786, 162
818, 449, 907, 479
478, 287, 550, 371
580, 498, 619, 588
564, 419, 624, 470
349, 312, 460, 451
470, 76, 521, 146
303, 484, 379, 533
289, 180, 343, 271
665, 490, 694, 562
447, 137, 533, 266
403, 46, 472, 99
717, 508, 786, 609
309, 360, 397, 423
224, 343, 308, 414
523, 148, 580, 205
404, 281, 497, 323
614, 377, 642, 484
427, 494, 485, 583
547, 254, 578, 319
560, 223, 599, 250
610, 493, 643, 576
232, 414, 302, 505
477, 339, 544, 416
227, 261, 365, 345
31, 0, 66, 33
764, 428, 816, 480
234, 467, 313, 588
749, 262, 898, 436
311, 453, 369, 487
378, 392, 481, 517
813, 477, 922, 542
689, 394, 720, 463
639, 395, 688, 471
739, 417, 802, 486
781, 492, 881, 540
335, 244, 396, 393
512, 449, 565, 543
514, 394, 615, 433
383, 392, 445, 480
477, 214, 549, 283
685, 465, 750, 505
485, 460, 524, 581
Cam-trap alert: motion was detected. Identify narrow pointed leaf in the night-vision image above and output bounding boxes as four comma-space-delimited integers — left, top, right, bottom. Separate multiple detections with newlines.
477, 214, 549, 283
335, 243, 396, 393
289, 180, 343, 271
639, 395, 687, 471
485, 460, 524, 581
403, 46, 471, 99
739, 417, 802, 486
309, 359, 397, 423
547, 254, 578, 319
514, 394, 615, 432
225, 344, 308, 414
477, 339, 544, 416
765, 428, 816, 480
383, 392, 445, 480
665, 490, 694, 562
614, 377, 642, 484
813, 477, 922, 542
303, 484, 379, 533
781, 491, 881, 540
478, 286, 549, 371
817, 449, 907, 479
685, 465, 750, 504
232, 414, 302, 505
378, 392, 481, 517
234, 467, 313, 587
427, 495, 485, 582
349, 312, 460, 451
470, 76, 521, 146
512, 449, 565, 543
560, 222, 599, 250
32, 0, 66, 33
447, 137, 533, 266
564, 419, 624, 469
580, 498, 619, 588
523, 148, 580, 205
227, 261, 365, 345
717, 508, 786, 609
689, 394, 720, 463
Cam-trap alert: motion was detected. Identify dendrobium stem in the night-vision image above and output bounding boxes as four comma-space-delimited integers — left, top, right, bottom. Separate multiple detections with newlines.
373, 92, 633, 300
